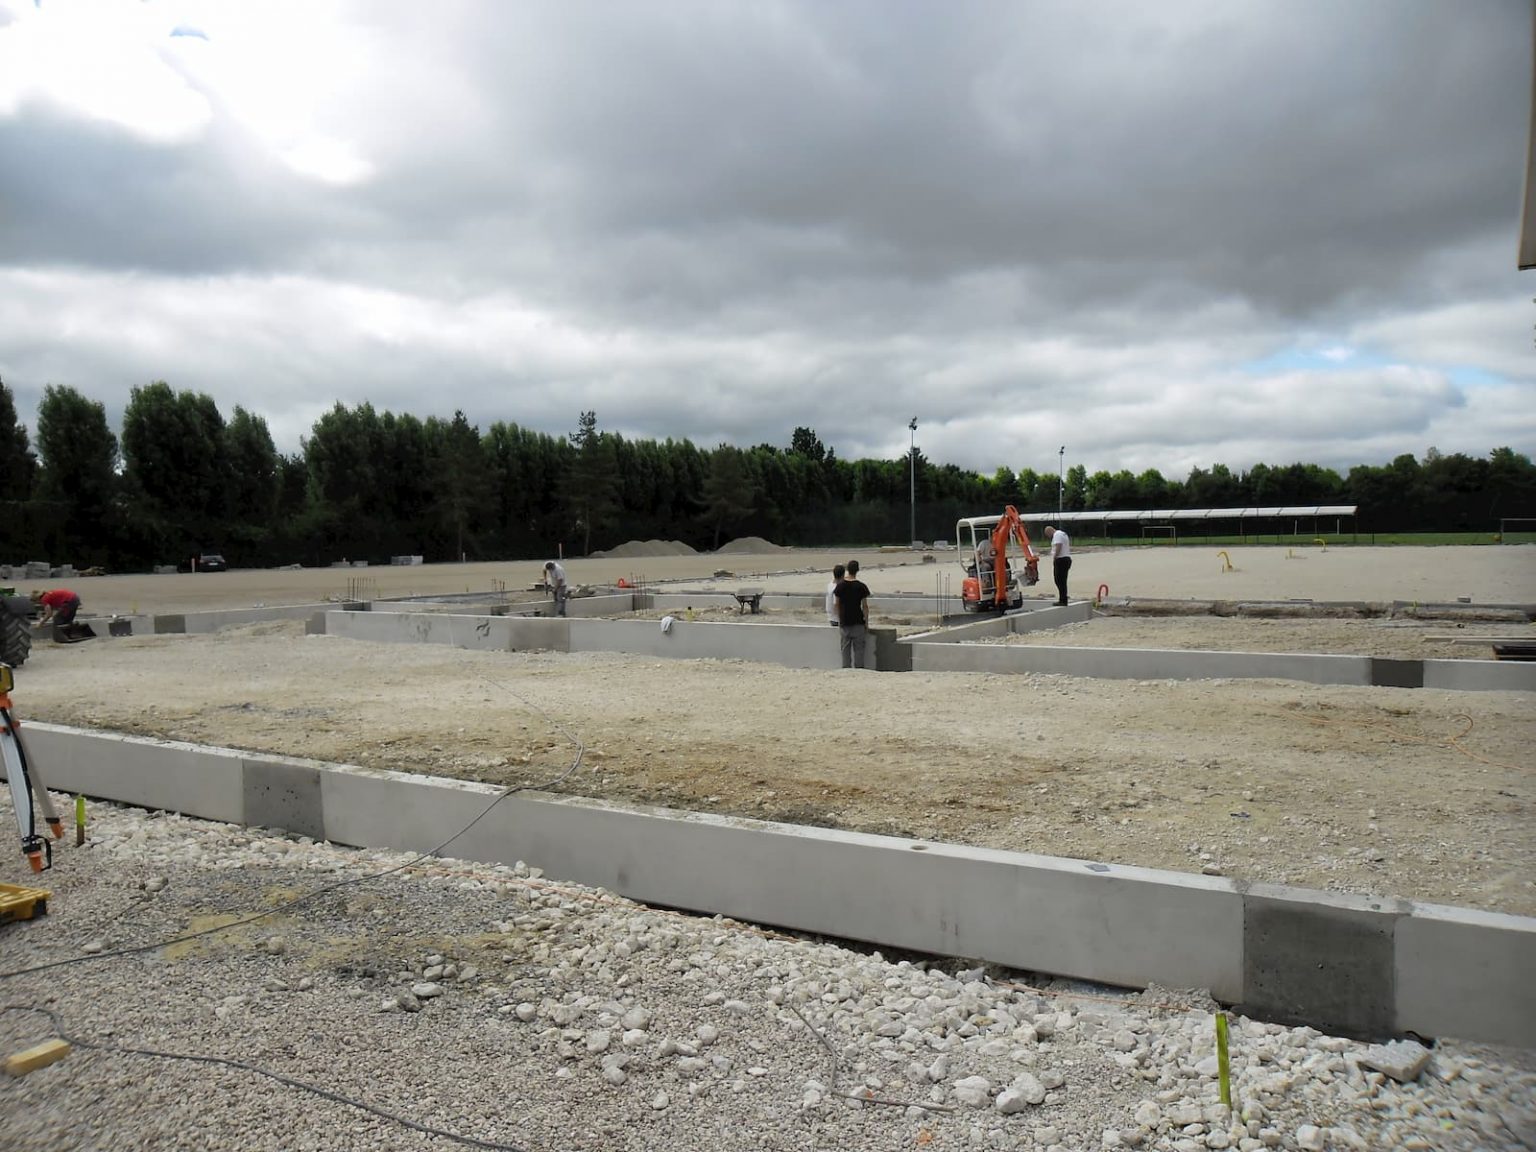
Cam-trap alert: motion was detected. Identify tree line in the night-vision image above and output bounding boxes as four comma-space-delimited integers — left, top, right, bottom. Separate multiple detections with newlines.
0, 378, 1531, 569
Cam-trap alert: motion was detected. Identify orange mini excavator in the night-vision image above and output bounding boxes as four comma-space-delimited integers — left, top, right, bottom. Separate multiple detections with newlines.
956, 505, 1040, 612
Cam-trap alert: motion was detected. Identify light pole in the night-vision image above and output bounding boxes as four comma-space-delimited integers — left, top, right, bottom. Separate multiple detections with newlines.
1058, 445, 1065, 513
909, 418, 918, 546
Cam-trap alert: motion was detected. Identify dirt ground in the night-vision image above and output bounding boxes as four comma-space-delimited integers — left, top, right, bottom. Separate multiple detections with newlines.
12, 609, 1535, 918
8, 542, 1535, 614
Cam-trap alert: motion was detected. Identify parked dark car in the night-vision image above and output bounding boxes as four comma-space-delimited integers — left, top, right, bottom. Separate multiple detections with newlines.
178, 552, 229, 573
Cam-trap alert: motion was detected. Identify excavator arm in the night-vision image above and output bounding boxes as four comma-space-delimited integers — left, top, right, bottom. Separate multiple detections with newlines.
989, 506, 1039, 605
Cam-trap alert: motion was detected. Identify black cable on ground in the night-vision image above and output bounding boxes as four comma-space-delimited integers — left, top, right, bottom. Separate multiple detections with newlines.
0, 668, 589, 1150
0, 1004, 530, 1152
0, 670, 585, 983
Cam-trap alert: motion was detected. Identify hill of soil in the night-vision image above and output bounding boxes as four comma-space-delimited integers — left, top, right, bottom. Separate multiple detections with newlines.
715, 535, 790, 554
592, 539, 698, 558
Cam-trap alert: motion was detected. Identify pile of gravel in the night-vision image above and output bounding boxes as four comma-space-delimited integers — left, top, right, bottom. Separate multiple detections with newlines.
592, 540, 698, 559
715, 536, 792, 555
1, 793, 1532, 1151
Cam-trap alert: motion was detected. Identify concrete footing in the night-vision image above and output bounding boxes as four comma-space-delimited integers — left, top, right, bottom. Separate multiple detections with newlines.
15, 722, 1536, 1047
115, 594, 1535, 691
310, 603, 1536, 691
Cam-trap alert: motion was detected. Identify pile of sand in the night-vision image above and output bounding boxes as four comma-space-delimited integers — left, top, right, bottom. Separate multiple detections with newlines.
715, 535, 790, 554
592, 539, 699, 559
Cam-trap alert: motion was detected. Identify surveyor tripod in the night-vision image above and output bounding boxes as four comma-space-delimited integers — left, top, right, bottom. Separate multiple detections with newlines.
0, 664, 62, 872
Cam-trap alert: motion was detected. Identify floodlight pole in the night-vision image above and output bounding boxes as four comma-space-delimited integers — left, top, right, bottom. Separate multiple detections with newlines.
1058, 446, 1065, 513
908, 418, 918, 545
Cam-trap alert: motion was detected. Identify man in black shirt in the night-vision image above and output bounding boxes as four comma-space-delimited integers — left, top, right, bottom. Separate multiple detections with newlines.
832, 559, 872, 669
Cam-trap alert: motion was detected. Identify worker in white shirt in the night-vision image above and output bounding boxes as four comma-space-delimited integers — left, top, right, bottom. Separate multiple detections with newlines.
543, 560, 569, 617
825, 563, 845, 626
1043, 525, 1071, 606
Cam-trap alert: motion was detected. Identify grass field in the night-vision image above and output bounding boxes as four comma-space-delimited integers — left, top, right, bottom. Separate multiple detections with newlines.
1075, 530, 1525, 547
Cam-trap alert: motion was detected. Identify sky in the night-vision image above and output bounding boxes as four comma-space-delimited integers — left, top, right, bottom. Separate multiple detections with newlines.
0, 0, 1532, 481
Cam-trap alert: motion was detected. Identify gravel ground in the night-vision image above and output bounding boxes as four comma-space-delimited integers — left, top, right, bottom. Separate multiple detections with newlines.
3, 794, 1533, 1152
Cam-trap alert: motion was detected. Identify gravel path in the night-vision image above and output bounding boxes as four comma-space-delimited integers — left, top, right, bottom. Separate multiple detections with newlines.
3, 794, 1533, 1152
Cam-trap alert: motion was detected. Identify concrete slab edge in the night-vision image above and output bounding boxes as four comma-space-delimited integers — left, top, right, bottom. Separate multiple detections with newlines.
18, 721, 1536, 1047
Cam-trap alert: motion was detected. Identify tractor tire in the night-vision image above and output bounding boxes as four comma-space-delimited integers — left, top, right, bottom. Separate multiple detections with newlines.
0, 610, 32, 667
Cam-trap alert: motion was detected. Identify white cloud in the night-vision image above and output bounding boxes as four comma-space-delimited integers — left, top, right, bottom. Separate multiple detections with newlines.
1352, 296, 1534, 383
0, 0, 210, 141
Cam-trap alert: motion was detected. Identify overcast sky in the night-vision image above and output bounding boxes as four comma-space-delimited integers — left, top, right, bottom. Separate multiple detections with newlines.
0, 0, 1531, 480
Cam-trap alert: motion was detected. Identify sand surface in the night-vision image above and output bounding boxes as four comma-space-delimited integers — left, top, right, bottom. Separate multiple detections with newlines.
7, 543, 1534, 918
8, 543, 1534, 615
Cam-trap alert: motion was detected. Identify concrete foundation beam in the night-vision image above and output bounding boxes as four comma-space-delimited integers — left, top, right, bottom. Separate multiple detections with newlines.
151, 603, 363, 635
1423, 659, 1536, 692
13, 721, 1536, 1047
1395, 904, 1536, 1049
910, 643, 1375, 686
17, 725, 245, 824
1240, 885, 1406, 1038
906, 602, 1090, 644
567, 618, 869, 669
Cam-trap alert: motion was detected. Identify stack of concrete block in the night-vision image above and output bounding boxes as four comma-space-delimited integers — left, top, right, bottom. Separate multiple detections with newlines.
24, 561, 50, 579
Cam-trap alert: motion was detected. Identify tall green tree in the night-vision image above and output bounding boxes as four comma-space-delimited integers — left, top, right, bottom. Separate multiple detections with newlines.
0, 377, 37, 500
36, 385, 117, 508
120, 382, 229, 549
789, 426, 827, 463
224, 406, 280, 527
35, 384, 118, 563
565, 410, 621, 555
699, 445, 757, 548
426, 411, 491, 560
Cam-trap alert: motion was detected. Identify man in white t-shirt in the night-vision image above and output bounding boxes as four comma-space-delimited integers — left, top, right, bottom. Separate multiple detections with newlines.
825, 563, 845, 626
1043, 525, 1071, 606
543, 560, 569, 617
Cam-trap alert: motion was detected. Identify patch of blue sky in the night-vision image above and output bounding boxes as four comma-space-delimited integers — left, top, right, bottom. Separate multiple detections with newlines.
1444, 366, 1513, 389
1239, 347, 1392, 375
1240, 349, 1514, 391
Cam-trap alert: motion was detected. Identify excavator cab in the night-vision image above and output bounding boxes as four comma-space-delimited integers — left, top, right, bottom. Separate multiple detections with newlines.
956, 507, 1040, 612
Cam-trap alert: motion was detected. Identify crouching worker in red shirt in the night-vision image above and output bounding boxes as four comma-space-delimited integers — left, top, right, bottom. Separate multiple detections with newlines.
32, 589, 81, 627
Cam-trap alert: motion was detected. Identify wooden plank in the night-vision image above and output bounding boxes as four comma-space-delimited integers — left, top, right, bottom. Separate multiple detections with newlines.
5, 1039, 70, 1076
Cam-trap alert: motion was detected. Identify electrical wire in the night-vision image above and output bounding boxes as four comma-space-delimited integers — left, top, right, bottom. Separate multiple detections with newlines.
0, 664, 589, 1149
1280, 704, 1527, 774
0, 1004, 529, 1152
787, 1000, 955, 1114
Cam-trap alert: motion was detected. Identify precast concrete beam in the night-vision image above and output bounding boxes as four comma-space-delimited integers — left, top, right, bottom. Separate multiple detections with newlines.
1423, 659, 1536, 692
1239, 885, 1407, 1038
18, 724, 245, 824
912, 644, 1374, 686
1395, 903, 1536, 1049
15, 722, 1536, 1047
566, 618, 864, 669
